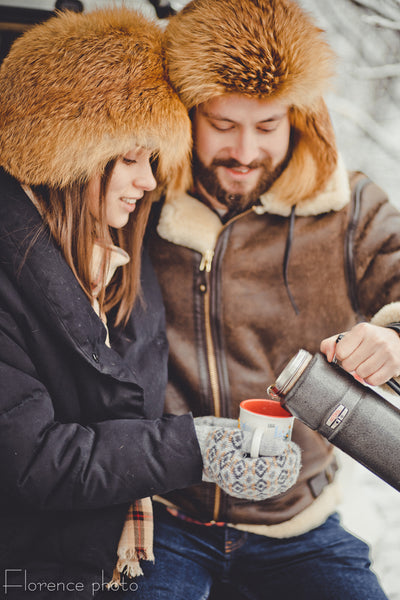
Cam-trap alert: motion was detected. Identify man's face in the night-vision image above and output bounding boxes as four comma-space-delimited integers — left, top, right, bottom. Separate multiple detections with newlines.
192, 93, 291, 214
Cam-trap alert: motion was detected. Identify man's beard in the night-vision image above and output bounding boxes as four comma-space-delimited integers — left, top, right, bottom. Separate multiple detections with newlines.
192, 151, 290, 216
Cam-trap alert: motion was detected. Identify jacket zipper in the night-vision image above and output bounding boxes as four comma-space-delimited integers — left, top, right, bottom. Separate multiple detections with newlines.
198, 210, 253, 521
199, 251, 221, 520
199, 250, 221, 419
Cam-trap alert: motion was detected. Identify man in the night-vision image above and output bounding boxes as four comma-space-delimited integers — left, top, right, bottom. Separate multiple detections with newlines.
132, 0, 400, 598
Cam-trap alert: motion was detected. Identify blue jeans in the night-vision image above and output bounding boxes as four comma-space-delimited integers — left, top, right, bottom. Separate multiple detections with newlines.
121, 502, 388, 600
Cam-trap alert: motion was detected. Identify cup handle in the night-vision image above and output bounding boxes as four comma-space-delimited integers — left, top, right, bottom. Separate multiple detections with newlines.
250, 428, 264, 458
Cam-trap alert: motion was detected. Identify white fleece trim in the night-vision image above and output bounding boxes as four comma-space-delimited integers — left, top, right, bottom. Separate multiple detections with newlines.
231, 480, 341, 539
153, 479, 341, 539
157, 191, 223, 256
157, 156, 351, 257
370, 302, 400, 328
255, 154, 350, 217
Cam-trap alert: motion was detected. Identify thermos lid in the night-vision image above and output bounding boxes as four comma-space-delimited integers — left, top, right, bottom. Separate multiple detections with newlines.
268, 349, 312, 399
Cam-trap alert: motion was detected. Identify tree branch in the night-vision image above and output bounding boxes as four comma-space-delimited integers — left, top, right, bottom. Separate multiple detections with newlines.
353, 63, 400, 78
329, 95, 400, 159
350, 0, 400, 20
362, 15, 400, 29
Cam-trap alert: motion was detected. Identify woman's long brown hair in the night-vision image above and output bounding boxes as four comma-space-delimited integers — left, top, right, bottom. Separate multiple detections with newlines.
31, 158, 153, 327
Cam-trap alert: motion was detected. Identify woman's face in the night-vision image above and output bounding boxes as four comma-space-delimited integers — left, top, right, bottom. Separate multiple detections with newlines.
89, 147, 157, 229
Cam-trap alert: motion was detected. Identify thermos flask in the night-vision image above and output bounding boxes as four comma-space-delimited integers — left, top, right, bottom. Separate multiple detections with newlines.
268, 350, 400, 492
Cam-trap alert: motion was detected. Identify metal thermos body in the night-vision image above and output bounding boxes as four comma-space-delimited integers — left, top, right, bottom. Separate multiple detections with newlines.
268, 350, 400, 492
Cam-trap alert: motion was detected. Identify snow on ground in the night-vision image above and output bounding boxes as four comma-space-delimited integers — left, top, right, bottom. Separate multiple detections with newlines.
337, 451, 400, 600
337, 387, 400, 599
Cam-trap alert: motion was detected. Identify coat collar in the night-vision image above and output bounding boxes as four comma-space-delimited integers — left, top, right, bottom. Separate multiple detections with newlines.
256, 154, 350, 217
0, 169, 137, 382
91, 242, 130, 299
157, 155, 350, 258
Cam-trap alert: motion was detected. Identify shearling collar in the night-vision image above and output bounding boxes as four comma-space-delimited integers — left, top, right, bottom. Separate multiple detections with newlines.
157, 155, 350, 257
256, 154, 350, 217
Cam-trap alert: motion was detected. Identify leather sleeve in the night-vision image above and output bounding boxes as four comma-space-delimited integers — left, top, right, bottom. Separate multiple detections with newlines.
352, 180, 400, 320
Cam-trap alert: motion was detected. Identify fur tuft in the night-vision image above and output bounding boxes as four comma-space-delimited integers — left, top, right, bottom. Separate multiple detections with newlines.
268, 99, 338, 205
0, 7, 191, 191
165, 0, 336, 110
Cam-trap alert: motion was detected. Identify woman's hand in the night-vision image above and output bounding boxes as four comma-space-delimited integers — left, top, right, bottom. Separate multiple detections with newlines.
194, 419, 301, 500
320, 322, 400, 386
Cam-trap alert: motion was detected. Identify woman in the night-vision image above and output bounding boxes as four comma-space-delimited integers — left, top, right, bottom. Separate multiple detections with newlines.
0, 7, 300, 598
0, 7, 202, 597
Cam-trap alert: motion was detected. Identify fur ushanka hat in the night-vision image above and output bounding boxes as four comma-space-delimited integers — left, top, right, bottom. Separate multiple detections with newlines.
164, 0, 339, 206
0, 7, 191, 192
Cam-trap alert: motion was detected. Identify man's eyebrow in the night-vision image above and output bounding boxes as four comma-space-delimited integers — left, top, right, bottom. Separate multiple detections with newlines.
201, 109, 287, 123
201, 109, 235, 122
258, 113, 287, 123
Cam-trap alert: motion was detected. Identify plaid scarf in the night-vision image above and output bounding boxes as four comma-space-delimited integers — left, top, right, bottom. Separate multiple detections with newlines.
90, 242, 155, 587
108, 498, 155, 588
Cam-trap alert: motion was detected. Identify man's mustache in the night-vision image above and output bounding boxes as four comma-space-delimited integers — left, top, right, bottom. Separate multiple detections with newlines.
211, 158, 268, 170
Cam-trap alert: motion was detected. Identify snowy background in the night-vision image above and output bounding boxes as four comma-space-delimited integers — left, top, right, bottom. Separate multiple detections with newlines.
1, 0, 400, 598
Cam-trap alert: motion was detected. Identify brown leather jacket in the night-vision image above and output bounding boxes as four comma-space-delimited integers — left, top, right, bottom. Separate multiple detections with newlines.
148, 162, 400, 526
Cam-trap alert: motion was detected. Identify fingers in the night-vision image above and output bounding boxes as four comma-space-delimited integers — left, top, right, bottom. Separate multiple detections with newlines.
202, 427, 301, 500
219, 443, 301, 500
320, 333, 345, 362
258, 437, 287, 456
241, 428, 299, 461
241, 430, 287, 456
194, 416, 238, 428
322, 323, 400, 386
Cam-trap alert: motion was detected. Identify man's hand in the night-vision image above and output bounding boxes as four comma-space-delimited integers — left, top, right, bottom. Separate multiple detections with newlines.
320, 323, 400, 386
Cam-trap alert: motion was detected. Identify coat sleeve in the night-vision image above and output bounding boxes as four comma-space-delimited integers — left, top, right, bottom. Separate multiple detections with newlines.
0, 311, 203, 512
353, 181, 400, 322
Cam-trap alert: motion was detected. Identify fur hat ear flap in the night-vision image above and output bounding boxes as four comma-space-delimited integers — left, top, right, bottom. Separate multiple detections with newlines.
267, 99, 338, 207
161, 148, 193, 199
296, 99, 338, 196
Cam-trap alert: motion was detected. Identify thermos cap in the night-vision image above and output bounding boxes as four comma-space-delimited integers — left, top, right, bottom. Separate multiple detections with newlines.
268, 349, 312, 400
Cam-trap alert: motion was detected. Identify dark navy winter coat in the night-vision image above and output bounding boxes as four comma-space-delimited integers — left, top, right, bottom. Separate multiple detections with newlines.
0, 168, 202, 597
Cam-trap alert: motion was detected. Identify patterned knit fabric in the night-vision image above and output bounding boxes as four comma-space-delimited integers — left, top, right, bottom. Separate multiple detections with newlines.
196, 426, 301, 501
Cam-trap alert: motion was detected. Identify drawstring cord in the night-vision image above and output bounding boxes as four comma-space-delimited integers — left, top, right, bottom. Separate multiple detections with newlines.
283, 205, 299, 315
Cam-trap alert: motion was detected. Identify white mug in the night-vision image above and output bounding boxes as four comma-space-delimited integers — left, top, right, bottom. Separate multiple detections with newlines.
239, 398, 294, 457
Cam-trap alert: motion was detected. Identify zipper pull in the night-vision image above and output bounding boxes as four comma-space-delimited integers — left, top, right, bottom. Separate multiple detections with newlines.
199, 249, 214, 273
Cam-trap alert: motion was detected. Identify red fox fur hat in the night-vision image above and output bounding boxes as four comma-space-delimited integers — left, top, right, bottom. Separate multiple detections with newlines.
0, 7, 191, 193
165, 0, 338, 205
